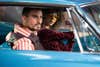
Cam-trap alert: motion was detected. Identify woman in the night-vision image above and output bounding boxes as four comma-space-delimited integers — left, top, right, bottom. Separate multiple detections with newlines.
38, 10, 74, 51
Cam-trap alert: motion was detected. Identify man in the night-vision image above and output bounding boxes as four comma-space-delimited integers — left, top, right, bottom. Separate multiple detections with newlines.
6, 7, 43, 50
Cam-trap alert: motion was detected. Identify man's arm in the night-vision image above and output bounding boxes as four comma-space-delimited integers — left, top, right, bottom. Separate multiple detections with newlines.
13, 37, 35, 50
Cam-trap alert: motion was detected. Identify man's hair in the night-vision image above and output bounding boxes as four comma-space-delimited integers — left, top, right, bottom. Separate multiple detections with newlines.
22, 7, 42, 16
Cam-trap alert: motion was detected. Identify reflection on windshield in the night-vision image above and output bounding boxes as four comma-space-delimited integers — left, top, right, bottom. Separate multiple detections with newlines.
71, 8, 100, 52
82, 4, 100, 28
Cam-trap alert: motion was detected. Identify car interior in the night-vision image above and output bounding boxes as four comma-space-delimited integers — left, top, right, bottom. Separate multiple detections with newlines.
0, 6, 78, 51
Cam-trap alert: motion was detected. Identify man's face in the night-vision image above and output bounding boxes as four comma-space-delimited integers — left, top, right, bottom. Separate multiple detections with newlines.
22, 9, 43, 31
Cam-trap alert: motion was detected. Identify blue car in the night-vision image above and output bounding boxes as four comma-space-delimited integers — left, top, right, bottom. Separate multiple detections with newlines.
0, 0, 100, 67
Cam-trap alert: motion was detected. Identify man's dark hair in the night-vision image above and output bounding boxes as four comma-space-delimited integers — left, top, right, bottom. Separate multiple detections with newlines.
22, 7, 42, 16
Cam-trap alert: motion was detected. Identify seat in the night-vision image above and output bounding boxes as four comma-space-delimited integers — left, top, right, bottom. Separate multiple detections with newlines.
0, 21, 14, 44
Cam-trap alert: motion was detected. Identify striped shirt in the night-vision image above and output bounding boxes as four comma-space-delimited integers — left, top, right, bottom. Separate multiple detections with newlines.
6, 24, 35, 50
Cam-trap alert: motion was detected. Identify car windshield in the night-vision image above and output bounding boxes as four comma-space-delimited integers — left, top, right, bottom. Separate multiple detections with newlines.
82, 4, 100, 30
75, 4, 100, 52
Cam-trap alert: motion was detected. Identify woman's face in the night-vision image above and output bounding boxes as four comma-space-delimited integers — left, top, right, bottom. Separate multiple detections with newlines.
45, 13, 58, 26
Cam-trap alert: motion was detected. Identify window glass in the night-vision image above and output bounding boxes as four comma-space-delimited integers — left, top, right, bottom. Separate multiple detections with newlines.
71, 10, 100, 52
0, 6, 74, 51
82, 4, 100, 29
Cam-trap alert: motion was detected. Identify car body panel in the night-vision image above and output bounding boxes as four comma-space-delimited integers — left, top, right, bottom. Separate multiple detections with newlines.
0, 0, 98, 6
0, 50, 100, 67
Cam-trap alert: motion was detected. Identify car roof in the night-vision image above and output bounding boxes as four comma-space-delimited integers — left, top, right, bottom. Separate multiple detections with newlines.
65, 0, 98, 5
0, 0, 99, 7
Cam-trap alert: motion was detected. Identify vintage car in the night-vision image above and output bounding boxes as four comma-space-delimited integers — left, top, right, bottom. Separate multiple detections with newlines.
0, 0, 100, 67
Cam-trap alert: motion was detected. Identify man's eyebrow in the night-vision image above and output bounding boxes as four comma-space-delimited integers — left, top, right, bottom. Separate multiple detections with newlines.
32, 15, 38, 17
32, 14, 38, 16
31, 15, 43, 18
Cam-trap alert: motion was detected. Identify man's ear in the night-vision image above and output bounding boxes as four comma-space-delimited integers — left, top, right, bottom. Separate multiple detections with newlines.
22, 16, 26, 23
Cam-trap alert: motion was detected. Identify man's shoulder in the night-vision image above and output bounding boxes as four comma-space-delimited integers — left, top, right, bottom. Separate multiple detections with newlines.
6, 31, 29, 43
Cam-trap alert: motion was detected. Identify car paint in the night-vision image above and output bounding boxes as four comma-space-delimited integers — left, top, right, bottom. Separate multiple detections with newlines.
0, 0, 98, 6
0, 50, 100, 67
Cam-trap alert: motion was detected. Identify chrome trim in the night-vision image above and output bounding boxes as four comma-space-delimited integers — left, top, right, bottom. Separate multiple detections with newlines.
67, 8, 84, 53
80, 1, 100, 7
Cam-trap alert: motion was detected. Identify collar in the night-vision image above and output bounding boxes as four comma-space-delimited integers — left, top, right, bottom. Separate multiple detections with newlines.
14, 24, 32, 37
